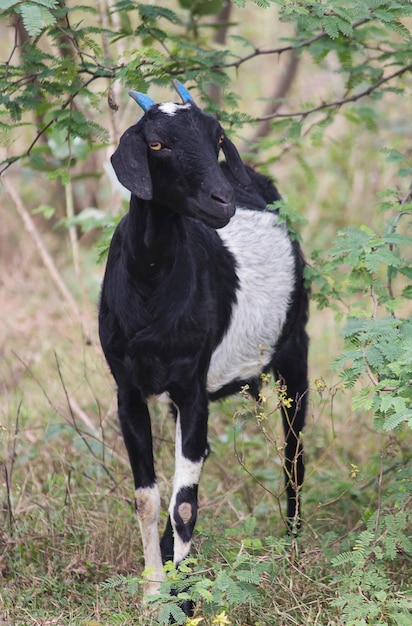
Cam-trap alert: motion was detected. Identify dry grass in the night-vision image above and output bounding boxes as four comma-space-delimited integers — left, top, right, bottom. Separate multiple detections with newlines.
1, 196, 405, 625
1, 95, 408, 626
1, 3, 411, 624
0, 211, 400, 616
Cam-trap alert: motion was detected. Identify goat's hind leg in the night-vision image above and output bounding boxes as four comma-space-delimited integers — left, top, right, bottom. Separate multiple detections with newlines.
117, 386, 164, 596
272, 329, 308, 533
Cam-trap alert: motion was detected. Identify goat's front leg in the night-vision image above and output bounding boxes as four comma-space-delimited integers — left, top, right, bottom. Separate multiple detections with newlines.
161, 389, 209, 619
117, 386, 164, 596
161, 389, 209, 568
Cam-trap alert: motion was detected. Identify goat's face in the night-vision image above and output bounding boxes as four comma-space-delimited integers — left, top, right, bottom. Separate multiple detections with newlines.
111, 102, 250, 229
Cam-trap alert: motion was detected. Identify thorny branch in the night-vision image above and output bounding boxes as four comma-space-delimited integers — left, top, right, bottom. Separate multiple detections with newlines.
255, 63, 412, 122
4, 15, 19, 80
1, 14, 409, 174
192, 18, 370, 74
0, 73, 101, 176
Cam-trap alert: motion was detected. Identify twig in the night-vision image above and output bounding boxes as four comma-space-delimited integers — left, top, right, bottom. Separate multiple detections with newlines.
10, 352, 126, 475
215, 19, 370, 74
63, 391, 98, 433
374, 452, 384, 533
97, 0, 121, 147
65, 177, 81, 280
247, 49, 300, 149
209, 0, 233, 105
54, 352, 117, 483
5, 16, 20, 80
386, 183, 412, 299
0, 74, 100, 176
232, 412, 287, 528
400, 181, 412, 206
2, 402, 22, 534
255, 63, 412, 121
1, 175, 92, 345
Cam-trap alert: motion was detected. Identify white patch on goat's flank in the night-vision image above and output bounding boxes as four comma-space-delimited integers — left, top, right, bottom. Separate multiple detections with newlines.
169, 414, 204, 564
207, 208, 296, 393
158, 102, 191, 116
135, 485, 165, 595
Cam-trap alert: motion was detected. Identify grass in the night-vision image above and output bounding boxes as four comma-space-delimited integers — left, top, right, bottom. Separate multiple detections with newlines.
1, 164, 411, 625
1, 213, 409, 624
1, 4, 411, 622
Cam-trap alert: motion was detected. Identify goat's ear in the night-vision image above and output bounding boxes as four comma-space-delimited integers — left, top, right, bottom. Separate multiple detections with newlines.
111, 126, 152, 199
221, 136, 251, 185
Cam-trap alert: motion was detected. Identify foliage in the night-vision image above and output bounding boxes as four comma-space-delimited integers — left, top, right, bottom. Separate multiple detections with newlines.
308, 158, 412, 433
0, 1, 58, 36
102, 544, 268, 625
1, 0, 412, 175
100, 523, 322, 626
331, 499, 412, 626
305, 154, 412, 625
1, 1, 412, 625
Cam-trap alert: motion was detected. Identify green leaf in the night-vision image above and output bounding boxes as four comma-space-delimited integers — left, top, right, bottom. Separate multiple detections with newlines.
32, 204, 56, 220
17, 2, 57, 36
46, 167, 70, 185
402, 285, 412, 299
322, 16, 340, 39
179, 0, 224, 16
0, 0, 20, 10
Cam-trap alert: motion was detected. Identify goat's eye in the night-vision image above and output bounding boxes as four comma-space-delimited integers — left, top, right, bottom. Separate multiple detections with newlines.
218, 134, 224, 145
149, 142, 162, 151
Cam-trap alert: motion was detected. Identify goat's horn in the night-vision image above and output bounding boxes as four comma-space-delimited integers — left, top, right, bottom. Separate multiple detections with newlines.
128, 90, 156, 112
173, 79, 194, 103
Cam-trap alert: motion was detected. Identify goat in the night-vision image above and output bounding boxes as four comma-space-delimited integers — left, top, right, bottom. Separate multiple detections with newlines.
99, 80, 309, 613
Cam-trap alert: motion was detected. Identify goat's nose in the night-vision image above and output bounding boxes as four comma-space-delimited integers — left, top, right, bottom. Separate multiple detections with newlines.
211, 188, 234, 205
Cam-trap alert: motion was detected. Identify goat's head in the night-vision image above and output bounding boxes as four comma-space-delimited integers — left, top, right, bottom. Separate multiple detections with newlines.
111, 80, 250, 228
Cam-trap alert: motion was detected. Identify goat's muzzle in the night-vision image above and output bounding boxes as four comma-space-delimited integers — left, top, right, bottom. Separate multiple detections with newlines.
199, 190, 236, 228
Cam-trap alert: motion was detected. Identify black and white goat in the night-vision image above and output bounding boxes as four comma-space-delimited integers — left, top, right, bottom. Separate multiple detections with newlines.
99, 81, 309, 606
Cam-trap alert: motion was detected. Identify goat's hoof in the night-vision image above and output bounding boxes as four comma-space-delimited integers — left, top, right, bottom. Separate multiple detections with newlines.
169, 599, 194, 624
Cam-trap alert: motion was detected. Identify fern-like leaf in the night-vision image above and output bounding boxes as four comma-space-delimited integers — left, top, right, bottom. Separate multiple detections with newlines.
18, 2, 57, 36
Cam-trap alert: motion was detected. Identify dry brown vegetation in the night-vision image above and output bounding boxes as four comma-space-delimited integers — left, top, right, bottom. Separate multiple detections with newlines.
1, 2, 411, 625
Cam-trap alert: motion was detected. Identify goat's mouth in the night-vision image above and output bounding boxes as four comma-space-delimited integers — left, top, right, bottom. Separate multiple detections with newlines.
197, 201, 236, 229
187, 192, 236, 229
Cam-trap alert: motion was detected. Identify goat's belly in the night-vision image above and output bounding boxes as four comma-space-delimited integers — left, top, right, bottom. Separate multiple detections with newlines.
207, 208, 295, 394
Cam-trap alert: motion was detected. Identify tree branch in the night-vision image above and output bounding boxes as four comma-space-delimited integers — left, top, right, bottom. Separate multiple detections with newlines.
255, 63, 412, 122
170, 18, 371, 76
209, 0, 233, 105
2, 175, 92, 345
248, 49, 300, 149
0, 74, 100, 176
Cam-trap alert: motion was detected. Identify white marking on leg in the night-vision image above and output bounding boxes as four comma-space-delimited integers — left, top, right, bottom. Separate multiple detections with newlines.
135, 485, 164, 595
169, 414, 204, 564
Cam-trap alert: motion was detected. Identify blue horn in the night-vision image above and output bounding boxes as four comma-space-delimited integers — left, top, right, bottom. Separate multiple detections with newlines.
173, 79, 194, 103
128, 90, 156, 112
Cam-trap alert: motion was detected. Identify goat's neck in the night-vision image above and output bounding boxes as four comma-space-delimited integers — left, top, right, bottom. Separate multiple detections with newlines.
127, 196, 187, 270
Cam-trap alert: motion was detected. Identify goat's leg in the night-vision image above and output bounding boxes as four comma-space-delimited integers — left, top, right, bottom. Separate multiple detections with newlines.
272, 330, 308, 532
169, 400, 208, 565
281, 387, 306, 532
160, 390, 208, 618
117, 386, 164, 595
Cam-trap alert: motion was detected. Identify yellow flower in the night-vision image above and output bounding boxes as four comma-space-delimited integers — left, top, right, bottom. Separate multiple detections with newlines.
314, 377, 327, 393
212, 611, 231, 625
186, 618, 204, 625
281, 396, 293, 409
